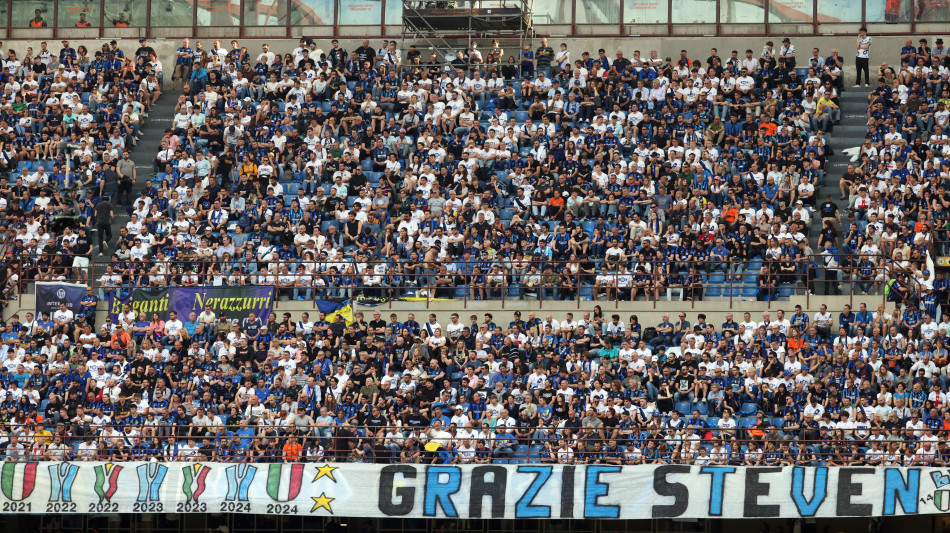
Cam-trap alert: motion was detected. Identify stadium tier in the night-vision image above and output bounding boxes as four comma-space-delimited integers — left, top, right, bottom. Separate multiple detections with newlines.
0, 7, 949, 528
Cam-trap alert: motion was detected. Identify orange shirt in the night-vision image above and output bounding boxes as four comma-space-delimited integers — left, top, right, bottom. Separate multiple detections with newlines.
721, 207, 739, 224
282, 441, 302, 461
241, 162, 258, 177
749, 422, 766, 437
787, 337, 804, 351
110, 330, 131, 350
759, 122, 778, 136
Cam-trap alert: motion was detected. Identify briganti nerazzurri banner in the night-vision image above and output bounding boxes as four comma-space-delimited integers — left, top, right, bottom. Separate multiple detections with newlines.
0, 462, 947, 518
107, 286, 275, 324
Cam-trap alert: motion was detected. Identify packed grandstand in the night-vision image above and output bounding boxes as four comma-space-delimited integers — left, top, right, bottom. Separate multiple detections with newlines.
0, 30, 949, 469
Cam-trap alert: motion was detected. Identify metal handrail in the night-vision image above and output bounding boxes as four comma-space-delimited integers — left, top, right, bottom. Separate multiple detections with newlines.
7, 254, 911, 311
15, 425, 938, 464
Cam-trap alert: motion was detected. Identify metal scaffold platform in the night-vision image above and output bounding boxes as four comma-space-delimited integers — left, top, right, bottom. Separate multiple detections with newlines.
400, 0, 535, 69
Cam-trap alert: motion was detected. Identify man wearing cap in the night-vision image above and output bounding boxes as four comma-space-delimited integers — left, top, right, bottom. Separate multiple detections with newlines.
108, 40, 125, 59
779, 37, 796, 69
135, 38, 155, 62
792, 200, 811, 227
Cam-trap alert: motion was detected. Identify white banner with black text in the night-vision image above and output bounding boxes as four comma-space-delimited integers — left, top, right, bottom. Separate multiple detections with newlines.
0, 462, 946, 518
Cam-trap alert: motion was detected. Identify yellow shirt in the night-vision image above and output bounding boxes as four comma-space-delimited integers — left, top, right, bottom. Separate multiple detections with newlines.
33, 429, 52, 446
816, 97, 837, 114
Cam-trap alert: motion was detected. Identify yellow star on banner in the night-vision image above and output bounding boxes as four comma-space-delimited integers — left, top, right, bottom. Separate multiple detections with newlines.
311, 492, 334, 513
313, 464, 338, 483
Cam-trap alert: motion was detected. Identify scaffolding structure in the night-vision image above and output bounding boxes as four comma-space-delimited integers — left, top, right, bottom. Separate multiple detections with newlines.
400, 0, 535, 70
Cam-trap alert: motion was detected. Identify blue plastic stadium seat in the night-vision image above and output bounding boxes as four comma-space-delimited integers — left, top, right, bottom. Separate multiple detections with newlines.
674, 402, 692, 415
705, 274, 724, 297
514, 110, 529, 122
738, 417, 757, 429
739, 402, 758, 416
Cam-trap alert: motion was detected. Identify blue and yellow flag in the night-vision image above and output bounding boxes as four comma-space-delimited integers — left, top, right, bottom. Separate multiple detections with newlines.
316, 299, 353, 325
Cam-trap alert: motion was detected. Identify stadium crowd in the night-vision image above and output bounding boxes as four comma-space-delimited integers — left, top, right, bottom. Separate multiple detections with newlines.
0, 36, 161, 299
0, 304, 949, 466
0, 32, 948, 465
4, 31, 942, 306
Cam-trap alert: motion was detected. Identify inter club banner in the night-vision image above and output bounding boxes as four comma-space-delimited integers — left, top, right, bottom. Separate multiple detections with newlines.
0, 462, 946, 518
35, 282, 88, 318
107, 286, 275, 324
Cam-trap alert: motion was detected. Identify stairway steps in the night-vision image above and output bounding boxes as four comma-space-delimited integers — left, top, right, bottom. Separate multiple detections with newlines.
91, 95, 178, 278
807, 88, 870, 243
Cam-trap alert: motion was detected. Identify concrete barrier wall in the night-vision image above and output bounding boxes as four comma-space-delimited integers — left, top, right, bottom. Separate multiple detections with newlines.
0, 34, 916, 86
4, 290, 884, 333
